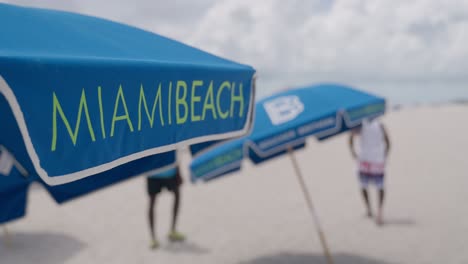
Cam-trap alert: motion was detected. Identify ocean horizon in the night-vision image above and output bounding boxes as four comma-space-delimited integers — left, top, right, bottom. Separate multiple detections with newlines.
359, 82, 468, 107
257, 80, 468, 107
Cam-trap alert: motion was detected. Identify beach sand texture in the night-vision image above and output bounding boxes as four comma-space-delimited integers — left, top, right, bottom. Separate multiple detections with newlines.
1, 105, 467, 264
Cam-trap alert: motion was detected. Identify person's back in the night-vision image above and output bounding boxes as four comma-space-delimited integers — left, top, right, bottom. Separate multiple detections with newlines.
358, 119, 386, 175
349, 118, 390, 225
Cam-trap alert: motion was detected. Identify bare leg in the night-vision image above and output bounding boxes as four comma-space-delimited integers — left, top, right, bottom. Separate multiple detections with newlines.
171, 188, 180, 232
376, 189, 385, 225
168, 187, 185, 242
361, 189, 372, 217
148, 194, 157, 242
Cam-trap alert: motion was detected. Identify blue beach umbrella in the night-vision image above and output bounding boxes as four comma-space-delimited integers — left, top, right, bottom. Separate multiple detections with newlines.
190, 83, 386, 264
0, 161, 28, 224
0, 4, 255, 224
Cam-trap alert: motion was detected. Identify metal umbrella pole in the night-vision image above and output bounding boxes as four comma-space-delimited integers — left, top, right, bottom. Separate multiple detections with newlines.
288, 147, 333, 264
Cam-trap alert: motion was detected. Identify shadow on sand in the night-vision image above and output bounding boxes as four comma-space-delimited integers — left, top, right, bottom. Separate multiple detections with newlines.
239, 252, 397, 264
161, 240, 210, 255
0, 231, 85, 264
382, 218, 416, 227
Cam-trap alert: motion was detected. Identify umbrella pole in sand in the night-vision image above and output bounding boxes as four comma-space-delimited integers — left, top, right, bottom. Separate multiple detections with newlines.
288, 147, 334, 264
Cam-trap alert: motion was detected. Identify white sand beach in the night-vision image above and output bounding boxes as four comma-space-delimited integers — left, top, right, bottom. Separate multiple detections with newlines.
1, 105, 468, 264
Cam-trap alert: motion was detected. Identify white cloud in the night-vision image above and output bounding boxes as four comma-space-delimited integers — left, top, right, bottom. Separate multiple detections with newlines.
185, 0, 468, 95
3, 0, 468, 99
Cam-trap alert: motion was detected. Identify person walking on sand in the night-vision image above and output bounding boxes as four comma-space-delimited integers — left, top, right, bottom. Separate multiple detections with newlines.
349, 117, 390, 225
147, 164, 185, 249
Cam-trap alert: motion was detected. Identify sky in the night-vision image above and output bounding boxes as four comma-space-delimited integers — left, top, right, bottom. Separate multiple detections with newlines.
3, 0, 468, 101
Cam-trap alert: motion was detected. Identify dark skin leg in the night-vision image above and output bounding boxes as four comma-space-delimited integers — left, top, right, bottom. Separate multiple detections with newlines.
377, 189, 385, 225
171, 188, 180, 232
149, 194, 157, 241
378, 189, 385, 209
361, 188, 372, 217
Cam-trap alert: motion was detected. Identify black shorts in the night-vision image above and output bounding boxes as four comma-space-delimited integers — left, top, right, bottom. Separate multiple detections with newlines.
147, 176, 178, 195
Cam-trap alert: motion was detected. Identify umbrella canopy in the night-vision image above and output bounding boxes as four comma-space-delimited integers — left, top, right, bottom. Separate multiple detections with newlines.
0, 3, 255, 186
191, 83, 385, 182
189, 83, 386, 264
0, 3, 255, 223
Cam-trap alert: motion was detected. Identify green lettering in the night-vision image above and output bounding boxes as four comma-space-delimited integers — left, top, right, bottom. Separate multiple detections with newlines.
110, 85, 134, 137
98, 86, 106, 139
176, 81, 188, 124
191, 80, 203, 122
168, 82, 172, 125
230, 82, 244, 118
216, 81, 230, 119
138, 83, 164, 131
202, 81, 217, 120
51, 89, 96, 151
